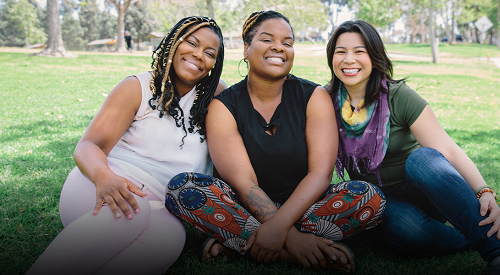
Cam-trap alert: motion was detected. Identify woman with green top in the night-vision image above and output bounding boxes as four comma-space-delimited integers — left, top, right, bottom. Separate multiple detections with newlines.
326, 19, 500, 274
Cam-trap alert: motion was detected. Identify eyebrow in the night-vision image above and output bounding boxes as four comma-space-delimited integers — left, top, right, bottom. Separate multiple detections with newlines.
335, 45, 366, 50
259, 32, 293, 40
188, 34, 218, 53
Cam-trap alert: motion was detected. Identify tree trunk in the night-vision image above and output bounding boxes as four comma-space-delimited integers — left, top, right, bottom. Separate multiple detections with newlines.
24, 26, 30, 48
450, 1, 457, 44
430, 0, 439, 63
111, 0, 133, 52
497, 0, 500, 48
35, 0, 72, 57
206, 0, 215, 19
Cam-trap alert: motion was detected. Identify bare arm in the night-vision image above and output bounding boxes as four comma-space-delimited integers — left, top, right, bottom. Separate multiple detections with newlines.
206, 98, 277, 223
74, 76, 146, 220
410, 106, 487, 191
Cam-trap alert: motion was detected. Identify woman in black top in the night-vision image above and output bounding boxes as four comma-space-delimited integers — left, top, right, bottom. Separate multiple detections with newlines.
165, 11, 385, 273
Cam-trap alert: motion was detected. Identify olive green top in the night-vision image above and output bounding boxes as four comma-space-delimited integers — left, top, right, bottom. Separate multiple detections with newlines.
346, 81, 428, 191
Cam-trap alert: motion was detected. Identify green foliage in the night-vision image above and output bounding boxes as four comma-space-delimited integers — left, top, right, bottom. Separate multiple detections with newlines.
61, 13, 86, 51
125, 1, 159, 50
0, 0, 46, 47
350, 0, 403, 28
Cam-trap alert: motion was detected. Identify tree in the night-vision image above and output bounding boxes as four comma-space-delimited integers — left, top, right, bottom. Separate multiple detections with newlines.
350, 0, 402, 28
35, 0, 72, 57
61, 8, 86, 50
125, 1, 158, 50
429, 0, 439, 63
109, 0, 134, 52
0, 0, 46, 47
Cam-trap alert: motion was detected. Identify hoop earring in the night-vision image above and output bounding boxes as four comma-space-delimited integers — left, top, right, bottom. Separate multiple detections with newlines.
238, 58, 249, 77
286, 67, 294, 80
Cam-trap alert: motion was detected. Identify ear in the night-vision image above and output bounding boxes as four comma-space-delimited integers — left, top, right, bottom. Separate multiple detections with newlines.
243, 42, 249, 59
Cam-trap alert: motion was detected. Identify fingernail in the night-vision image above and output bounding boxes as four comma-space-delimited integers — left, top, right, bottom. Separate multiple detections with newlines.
127, 214, 133, 220
115, 212, 121, 218
93, 210, 97, 215
135, 209, 141, 214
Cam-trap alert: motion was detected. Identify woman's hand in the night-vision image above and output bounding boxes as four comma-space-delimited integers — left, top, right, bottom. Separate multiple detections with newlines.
284, 228, 346, 271
478, 193, 500, 238
243, 219, 288, 263
93, 170, 147, 220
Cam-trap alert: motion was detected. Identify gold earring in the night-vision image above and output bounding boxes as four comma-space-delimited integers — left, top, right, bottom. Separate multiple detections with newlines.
286, 67, 294, 80
238, 57, 249, 77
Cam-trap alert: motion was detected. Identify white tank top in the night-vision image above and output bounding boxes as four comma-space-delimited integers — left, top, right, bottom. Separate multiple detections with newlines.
108, 72, 212, 197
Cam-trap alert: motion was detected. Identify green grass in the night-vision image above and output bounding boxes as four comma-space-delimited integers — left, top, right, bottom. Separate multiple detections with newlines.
385, 42, 500, 58
0, 49, 499, 274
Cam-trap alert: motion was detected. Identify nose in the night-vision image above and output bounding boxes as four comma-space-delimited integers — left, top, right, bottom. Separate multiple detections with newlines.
344, 51, 356, 64
192, 47, 203, 59
271, 42, 284, 53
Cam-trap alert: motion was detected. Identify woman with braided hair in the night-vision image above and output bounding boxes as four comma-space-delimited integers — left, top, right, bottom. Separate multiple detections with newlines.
27, 16, 226, 274
165, 11, 385, 274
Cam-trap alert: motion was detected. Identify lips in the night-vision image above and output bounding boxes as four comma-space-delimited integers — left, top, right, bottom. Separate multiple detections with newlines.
265, 57, 285, 63
184, 59, 201, 71
342, 68, 360, 75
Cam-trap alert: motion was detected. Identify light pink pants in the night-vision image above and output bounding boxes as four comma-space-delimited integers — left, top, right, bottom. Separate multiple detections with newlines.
27, 166, 186, 275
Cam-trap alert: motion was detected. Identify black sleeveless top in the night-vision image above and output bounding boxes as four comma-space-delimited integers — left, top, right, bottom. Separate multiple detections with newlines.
215, 75, 318, 204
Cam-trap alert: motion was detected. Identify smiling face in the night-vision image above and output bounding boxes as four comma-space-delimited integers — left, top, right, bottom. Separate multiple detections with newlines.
244, 18, 294, 81
332, 32, 373, 95
172, 27, 220, 94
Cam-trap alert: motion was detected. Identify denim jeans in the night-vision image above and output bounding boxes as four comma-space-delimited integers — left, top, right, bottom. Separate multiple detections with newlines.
372, 147, 500, 262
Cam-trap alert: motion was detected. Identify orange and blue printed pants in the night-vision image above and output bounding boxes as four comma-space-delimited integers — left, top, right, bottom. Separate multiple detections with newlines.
165, 172, 385, 254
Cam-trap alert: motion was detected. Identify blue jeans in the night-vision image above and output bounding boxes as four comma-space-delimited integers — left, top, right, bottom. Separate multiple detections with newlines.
373, 147, 500, 262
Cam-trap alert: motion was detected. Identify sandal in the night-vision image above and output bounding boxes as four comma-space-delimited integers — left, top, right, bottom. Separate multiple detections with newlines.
329, 242, 358, 274
199, 237, 237, 262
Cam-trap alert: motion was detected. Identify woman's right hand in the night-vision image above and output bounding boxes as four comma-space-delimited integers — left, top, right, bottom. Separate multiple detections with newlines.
93, 171, 147, 220
243, 219, 288, 263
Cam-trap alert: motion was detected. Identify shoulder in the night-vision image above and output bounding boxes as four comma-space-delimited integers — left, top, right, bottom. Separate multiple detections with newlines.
216, 78, 247, 100
388, 81, 420, 100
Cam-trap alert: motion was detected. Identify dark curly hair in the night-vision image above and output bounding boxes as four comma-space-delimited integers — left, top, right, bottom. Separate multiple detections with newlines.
149, 16, 224, 145
326, 20, 401, 107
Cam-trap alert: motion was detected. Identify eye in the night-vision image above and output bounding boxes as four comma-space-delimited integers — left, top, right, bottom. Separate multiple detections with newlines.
262, 39, 272, 43
205, 51, 216, 59
186, 40, 196, 47
334, 50, 345, 54
283, 41, 293, 47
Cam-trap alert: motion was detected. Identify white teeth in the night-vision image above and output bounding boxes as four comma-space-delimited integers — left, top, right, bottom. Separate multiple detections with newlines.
266, 57, 284, 62
343, 69, 360, 74
185, 60, 200, 71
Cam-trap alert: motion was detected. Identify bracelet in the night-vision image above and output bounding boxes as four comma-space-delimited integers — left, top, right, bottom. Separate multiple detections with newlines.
475, 185, 492, 196
477, 188, 498, 200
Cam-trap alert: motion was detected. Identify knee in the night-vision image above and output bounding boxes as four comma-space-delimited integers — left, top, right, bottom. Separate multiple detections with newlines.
405, 148, 461, 188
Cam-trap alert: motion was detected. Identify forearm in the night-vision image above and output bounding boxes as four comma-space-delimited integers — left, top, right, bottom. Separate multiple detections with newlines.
276, 171, 331, 228
74, 140, 114, 185
447, 147, 488, 192
237, 184, 279, 224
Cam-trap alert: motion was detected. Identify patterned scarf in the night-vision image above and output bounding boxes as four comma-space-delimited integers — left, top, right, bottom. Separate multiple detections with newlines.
333, 81, 390, 187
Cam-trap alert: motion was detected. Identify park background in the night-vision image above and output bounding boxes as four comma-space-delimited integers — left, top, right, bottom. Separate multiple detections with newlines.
1, 0, 500, 274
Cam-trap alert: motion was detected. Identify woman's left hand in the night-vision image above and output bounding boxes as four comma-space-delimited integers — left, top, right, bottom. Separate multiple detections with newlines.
478, 192, 500, 238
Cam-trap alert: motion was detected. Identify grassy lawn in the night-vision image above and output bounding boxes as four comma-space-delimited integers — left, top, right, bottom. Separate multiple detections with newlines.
0, 47, 499, 275
385, 42, 500, 58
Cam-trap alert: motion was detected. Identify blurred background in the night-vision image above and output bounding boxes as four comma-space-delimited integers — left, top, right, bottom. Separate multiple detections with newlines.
1, 0, 499, 54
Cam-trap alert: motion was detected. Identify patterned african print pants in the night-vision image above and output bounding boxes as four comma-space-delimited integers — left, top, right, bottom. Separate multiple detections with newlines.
166, 172, 385, 255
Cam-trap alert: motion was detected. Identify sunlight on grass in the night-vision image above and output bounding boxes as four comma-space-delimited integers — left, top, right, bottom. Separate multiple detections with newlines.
0, 50, 499, 275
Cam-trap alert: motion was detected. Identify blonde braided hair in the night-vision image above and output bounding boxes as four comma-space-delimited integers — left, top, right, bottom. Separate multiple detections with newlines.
149, 16, 224, 145
241, 11, 294, 45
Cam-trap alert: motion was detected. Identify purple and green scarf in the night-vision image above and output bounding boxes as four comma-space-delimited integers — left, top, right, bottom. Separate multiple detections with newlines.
333, 80, 390, 187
